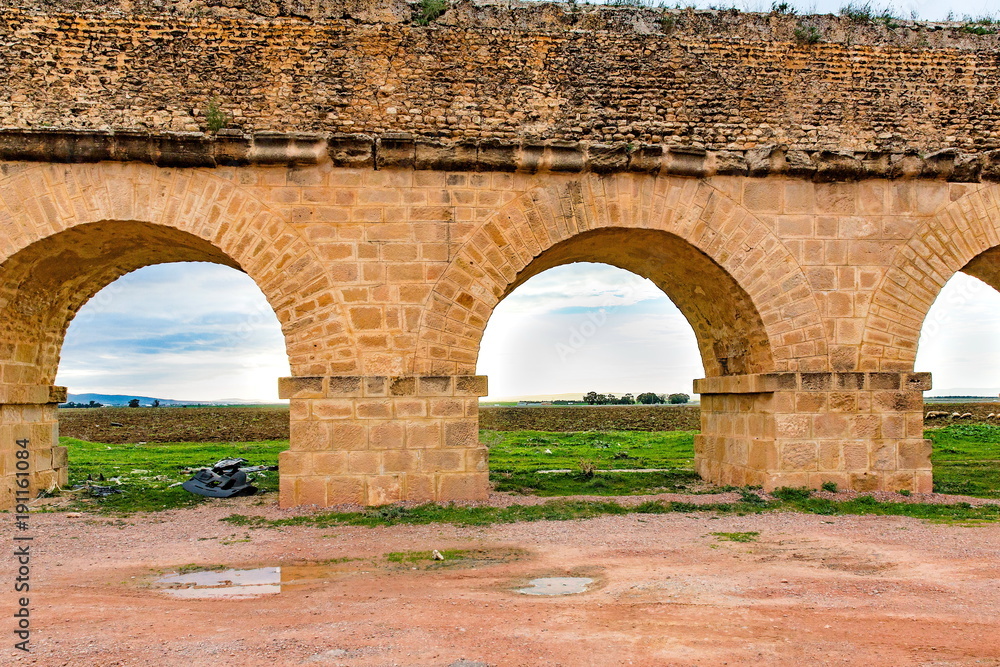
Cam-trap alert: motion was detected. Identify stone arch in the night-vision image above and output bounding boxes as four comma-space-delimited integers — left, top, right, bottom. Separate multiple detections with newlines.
0, 162, 356, 381
413, 174, 826, 377
863, 184, 1000, 372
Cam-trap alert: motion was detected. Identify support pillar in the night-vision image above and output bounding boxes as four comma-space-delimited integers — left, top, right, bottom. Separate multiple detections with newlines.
0, 385, 68, 510
278, 375, 489, 507
693, 372, 932, 493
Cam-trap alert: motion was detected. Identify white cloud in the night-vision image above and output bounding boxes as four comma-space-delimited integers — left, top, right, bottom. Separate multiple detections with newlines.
479, 263, 704, 399
493, 263, 665, 315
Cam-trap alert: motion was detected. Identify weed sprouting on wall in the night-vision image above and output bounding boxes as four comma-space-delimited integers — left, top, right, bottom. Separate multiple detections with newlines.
793, 24, 822, 44
960, 16, 998, 35
204, 97, 228, 133
838, 1, 900, 28
414, 0, 448, 26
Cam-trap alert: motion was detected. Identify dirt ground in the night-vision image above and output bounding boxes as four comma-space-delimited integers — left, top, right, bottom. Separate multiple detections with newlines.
5, 494, 1000, 667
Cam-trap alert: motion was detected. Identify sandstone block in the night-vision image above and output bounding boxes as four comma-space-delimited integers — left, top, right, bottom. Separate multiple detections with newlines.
405, 473, 436, 502
438, 473, 489, 501
311, 399, 353, 419
278, 450, 313, 476
406, 422, 442, 449
423, 449, 465, 473
369, 421, 406, 449
383, 450, 420, 473
327, 475, 365, 505
296, 476, 328, 506
278, 376, 324, 399
780, 441, 818, 471
366, 475, 403, 505
348, 451, 381, 475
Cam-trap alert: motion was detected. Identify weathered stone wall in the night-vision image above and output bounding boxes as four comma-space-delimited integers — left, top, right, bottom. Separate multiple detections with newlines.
4, 155, 999, 504
2, 1, 1000, 152
695, 372, 931, 493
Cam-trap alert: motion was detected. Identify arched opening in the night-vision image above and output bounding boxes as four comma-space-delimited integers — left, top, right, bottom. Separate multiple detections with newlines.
916, 252, 1000, 499
472, 227, 774, 380
56, 262, 289, 403
479, 261, 703, 401
473, 226, 775, 495
0, 221, 291, 509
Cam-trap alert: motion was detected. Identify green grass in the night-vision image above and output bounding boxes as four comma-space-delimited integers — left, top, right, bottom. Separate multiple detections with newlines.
57, 437, 286, 513
484, 429, 698, 495
712, 531, 759, 542
928, 424, 1000, 498
493, 470, 702, 496
48, 423, 1000, 516
222, 495, 1000, 530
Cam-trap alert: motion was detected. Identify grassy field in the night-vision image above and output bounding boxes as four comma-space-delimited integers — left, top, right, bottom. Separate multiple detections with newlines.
58, 438, 284, 513
222, 494, 1000, 529
51, 422, 1000, 513
928, 423, 1000, 499
485, 429, 701, 496
47, 405, 1000, 515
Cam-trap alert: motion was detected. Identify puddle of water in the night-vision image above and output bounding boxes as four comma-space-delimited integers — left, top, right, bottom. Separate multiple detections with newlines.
153, 549, 527, 599
154, 562, 357, 598
156, 566, 281, 598
162, 584, 282, 599
517, 577, 594, 596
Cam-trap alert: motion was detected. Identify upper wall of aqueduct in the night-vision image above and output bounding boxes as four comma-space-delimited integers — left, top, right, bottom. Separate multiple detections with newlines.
3, 0, 1000, 506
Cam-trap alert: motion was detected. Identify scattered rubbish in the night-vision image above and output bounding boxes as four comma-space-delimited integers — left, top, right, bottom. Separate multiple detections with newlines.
88, 485, 123, 498
516, 577, 594, 596
432, 549, 445, 561
70, 473, 124, 498
181, 458, 278, 498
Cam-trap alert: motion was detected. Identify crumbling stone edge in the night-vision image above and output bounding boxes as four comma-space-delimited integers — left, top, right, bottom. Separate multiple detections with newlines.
3, 128, 999, 182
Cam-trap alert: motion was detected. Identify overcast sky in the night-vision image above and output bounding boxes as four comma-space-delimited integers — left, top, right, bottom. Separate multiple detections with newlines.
52, 0, 1000, 401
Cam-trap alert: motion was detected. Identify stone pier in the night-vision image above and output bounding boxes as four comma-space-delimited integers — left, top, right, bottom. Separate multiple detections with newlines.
0, 386, 68, 508
695, 373, 932, 493
277, 376, 489, 506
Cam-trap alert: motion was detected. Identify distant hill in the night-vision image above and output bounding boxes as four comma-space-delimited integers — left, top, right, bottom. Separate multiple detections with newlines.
62, 393, 278, 407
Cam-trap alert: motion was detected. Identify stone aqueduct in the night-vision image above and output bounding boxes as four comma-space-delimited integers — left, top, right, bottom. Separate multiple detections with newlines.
3, 1, 1000, 508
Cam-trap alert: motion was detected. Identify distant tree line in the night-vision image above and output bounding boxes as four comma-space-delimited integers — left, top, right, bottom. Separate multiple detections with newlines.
583, 391, 690, 405
61, 399, 163, 408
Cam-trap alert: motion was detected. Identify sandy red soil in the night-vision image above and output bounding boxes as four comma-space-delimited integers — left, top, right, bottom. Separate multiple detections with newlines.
5, 496, 1000, 666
